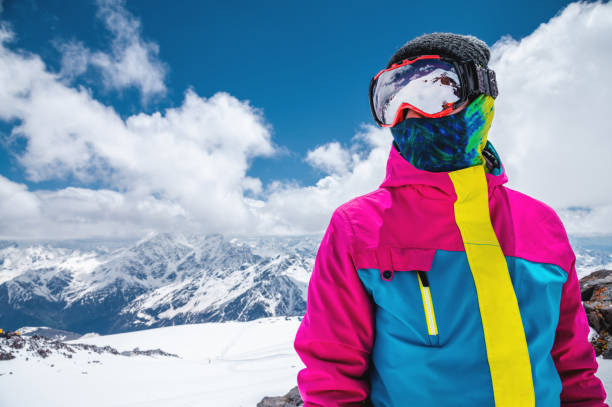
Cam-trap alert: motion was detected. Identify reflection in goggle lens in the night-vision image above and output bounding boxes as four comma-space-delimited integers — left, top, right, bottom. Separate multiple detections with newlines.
374, 60, 461, 125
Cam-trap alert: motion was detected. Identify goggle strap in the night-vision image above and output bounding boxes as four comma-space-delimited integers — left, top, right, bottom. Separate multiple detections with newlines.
469, 63, 498, 99
482, 145, 500, 170
476, 65, 498, 99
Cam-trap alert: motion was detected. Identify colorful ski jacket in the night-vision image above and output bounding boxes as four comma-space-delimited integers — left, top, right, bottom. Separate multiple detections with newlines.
294, 140, 608, 406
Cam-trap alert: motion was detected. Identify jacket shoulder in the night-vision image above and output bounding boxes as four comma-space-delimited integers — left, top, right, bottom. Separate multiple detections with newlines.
501, 186, 575, 271
502, 186, 568, 234
336, 188, 391, 218
331, 188, 392, 251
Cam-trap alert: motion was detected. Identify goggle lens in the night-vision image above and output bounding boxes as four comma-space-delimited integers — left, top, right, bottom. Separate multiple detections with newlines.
372, 59, 462, 126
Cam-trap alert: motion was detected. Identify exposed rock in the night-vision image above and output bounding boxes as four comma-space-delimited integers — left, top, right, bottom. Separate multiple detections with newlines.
17, 326, 83, 341
257, 386, 303, 407
119, 347, 178, 357
0, 351, 14, 360
580, 269, 612, 357
0, 333, 179, 362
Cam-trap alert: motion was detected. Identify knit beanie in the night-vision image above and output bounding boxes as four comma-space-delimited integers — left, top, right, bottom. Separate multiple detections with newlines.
386, 32, 491, 69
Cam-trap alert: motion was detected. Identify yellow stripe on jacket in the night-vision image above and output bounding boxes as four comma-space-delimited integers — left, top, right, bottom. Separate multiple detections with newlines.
449, 163, 534, 407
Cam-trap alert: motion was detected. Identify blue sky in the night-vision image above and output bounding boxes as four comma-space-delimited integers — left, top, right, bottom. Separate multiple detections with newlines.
0, 0, 611, 239
2, 0, 574, 187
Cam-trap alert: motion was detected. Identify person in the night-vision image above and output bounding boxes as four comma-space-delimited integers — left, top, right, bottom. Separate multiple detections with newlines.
293, 32, 608, 406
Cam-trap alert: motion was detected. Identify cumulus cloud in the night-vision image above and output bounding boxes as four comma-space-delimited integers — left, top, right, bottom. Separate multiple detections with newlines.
488, 1, 612, 236
305, 141, 352, 175
58, 40, 90, 80
1, 1, 612, 240
0, 174, 190, 240
293, 0, 612, 238
0, 22, 280, 239
251, 126, 391, 235
0, 175, 41, 223
58, 0, 167, 100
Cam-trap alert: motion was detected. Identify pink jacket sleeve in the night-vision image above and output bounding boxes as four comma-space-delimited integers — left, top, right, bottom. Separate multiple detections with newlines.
294, 208, 376, 407
551, 249, 608, 406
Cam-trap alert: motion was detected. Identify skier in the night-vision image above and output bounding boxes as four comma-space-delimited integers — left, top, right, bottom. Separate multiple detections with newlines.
293, 33, 608, 406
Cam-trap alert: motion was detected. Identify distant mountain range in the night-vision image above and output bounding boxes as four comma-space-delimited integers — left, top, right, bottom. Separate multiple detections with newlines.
0, 232, 610, 335
0, 233, 320, 334
569, 235, 612, 278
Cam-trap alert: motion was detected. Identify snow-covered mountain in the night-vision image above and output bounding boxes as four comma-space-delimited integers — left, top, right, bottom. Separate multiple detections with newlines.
570, 235, 612, 278
0, 232, 319, 334
1, 231, 610, 336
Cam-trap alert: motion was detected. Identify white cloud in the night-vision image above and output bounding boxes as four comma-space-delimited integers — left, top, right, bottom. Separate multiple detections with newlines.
305, 141, 352, 175
260, 1, 612, 237
253, 126, 391, 235
0, 175, 40, 222
0, 22, 280, 240
58, 0, 167, 100
254, 0, 612, 237
488, 1, 612, 236
557, 206, 612, 237
58, 40, 90, 80
0, 174, 190, 240
1, 1, 612, 240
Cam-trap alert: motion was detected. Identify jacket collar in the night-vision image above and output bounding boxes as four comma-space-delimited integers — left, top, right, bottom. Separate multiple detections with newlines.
379, 140, 509, 198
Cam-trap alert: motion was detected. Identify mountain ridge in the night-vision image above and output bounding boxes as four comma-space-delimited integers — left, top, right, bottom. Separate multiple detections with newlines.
0, 232, 319, 334
1, 232, 610, 335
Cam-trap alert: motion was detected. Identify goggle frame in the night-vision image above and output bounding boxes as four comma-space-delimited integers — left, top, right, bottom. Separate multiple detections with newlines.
369, 55, 498, 127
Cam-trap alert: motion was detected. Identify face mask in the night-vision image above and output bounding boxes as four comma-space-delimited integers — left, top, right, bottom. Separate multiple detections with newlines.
390, 94, 495, 172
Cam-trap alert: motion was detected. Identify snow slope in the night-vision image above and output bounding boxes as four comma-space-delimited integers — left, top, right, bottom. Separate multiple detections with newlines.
599, 360, 612, 405
1, 315, 612, 406
0, 316, 304, 407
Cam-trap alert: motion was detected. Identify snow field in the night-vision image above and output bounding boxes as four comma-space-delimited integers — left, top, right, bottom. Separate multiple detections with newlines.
0, 316, 305, 407
1, 315, 612, 406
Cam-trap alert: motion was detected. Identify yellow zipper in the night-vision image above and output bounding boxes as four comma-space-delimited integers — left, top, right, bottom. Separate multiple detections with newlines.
417, 270, 438, 337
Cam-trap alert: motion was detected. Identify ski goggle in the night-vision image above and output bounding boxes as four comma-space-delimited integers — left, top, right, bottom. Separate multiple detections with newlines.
369, 55, 498, 127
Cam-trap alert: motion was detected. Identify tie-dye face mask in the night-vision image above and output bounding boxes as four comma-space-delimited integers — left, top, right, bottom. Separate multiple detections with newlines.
390, 94, 495, 172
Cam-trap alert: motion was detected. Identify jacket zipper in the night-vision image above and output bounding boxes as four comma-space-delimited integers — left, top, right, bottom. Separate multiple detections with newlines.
417, 270, 439, 343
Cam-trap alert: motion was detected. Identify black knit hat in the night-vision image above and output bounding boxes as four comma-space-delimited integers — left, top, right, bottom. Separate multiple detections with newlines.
386, 32, 491, 69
